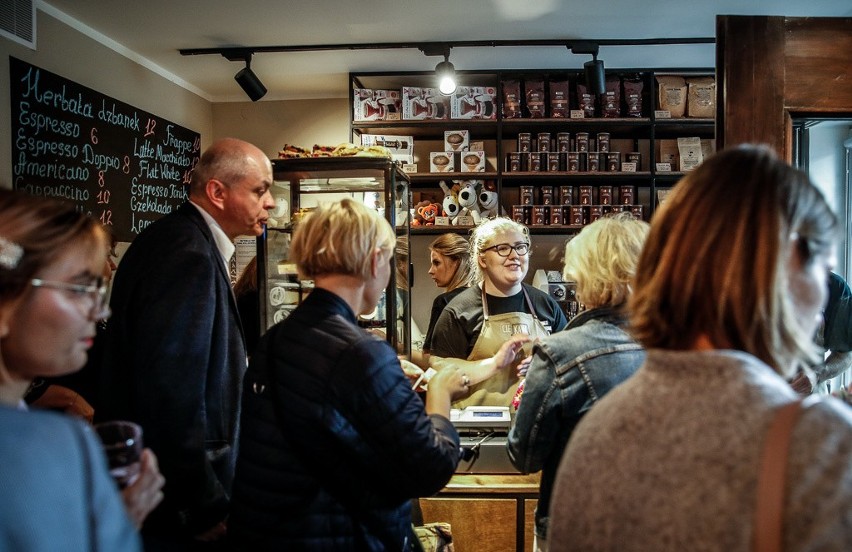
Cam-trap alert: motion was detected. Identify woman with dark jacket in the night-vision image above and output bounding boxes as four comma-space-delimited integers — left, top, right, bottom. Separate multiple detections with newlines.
228, 198, 472, 550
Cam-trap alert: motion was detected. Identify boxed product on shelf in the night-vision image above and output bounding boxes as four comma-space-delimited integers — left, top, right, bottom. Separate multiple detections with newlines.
578, 186, 593, 205
599, 186, 613, 205
506, 152, 521, 172
606, 152, 621, 172
547, 152, 561, 172
559, 186, 573, 205
520, 186, 534, 205
353, 89, 401, 121
540, 186, 555, 205
359, 134, 414, 163
445, 130, 470, 151
567, 152, 581, 172
532, 205, 550, 225
451, 86, 497, 119
460, 151, 486, 172
550, 206, 564, 225
686, 77, 716, 118
537, 133, 552, 152
596, 132, 610, 153
518, 133, 532, 152
625, 152, 642, 171
575, 132, 590, 152
619, 185, 636, 205
557, 133, 571, 152
401, 87, 450, 120
528, 152, 543, 172
430, 152, 455, 172
587, 153, 600, 172
656, 76, 687, 118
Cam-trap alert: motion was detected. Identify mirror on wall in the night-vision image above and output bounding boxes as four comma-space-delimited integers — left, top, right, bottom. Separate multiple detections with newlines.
792, 117, 852, 280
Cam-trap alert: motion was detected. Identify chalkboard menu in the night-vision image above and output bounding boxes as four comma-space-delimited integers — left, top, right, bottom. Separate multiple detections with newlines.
9, 57, 201, 242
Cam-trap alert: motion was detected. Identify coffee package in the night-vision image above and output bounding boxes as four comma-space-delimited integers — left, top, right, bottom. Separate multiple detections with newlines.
656, 76, 687, 118
687, 77, 716, 118
622, 76, 644, 117
576, 82, 595, 118
502, 80, 523, 119
601, 76, 621, 118
525, 79, 546, 118
549, 80, 570, 118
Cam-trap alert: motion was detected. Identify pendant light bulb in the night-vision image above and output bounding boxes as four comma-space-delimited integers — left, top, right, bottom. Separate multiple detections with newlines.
435, 59, 456, 95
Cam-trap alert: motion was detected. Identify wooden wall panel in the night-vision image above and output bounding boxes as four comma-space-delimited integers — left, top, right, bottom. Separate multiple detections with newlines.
784, 18, 852, 112
717, 16, 787, 154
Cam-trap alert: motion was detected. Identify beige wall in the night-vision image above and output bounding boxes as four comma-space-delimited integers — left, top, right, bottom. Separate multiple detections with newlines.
0, 11, 213, 190
212, 99, 350, 158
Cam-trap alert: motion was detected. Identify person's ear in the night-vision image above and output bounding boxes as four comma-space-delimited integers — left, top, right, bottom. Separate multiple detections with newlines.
206, 179, 228, 210
477, 252, 487, 270
370, 248, 383, 279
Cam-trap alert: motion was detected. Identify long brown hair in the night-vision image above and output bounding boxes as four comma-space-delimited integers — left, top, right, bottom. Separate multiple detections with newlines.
429, 233, 473, 291
629, 144, 837, 375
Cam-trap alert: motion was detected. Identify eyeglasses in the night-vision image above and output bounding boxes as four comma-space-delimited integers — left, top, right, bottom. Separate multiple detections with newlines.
30, 277, 111, 320
482, 242, 530, 257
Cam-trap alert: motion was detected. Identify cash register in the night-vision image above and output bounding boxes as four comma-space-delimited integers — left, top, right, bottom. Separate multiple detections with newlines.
451, 406, 518, 473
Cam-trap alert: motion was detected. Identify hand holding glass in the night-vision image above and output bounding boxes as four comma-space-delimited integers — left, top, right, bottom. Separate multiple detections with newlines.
95, 421, 143, 489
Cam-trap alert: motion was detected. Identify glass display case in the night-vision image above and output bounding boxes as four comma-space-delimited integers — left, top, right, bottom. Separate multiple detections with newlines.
258, 157, 412, 354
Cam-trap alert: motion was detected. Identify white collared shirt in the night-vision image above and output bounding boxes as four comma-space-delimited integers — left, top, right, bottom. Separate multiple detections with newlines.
189, 201, 235, 271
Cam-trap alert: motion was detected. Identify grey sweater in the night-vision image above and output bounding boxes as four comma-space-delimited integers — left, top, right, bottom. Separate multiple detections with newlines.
548, 349, 852, 551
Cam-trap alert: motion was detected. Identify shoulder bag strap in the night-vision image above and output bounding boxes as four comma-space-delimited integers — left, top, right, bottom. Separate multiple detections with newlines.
753, 395, 819, 552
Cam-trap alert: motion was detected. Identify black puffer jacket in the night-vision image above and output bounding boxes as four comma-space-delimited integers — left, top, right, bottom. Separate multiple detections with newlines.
228, 288, 460, 550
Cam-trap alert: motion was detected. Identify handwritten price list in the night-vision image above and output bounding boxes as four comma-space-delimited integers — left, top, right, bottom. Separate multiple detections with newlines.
9, 57, 201, 242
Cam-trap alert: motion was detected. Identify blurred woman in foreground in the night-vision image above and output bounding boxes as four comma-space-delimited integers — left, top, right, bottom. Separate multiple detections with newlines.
548, 145, 852, 550
0, 189, 163, 548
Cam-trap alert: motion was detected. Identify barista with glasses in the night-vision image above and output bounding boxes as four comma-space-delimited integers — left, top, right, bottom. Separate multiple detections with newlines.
430, 218, 567, 407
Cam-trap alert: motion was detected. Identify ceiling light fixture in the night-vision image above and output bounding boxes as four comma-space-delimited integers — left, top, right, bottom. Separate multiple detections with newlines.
570, 42, 605, 95
435, 54, 456, 95
183, 38, 715, 100
228, 52, 267, 101
419, 45, 457, 95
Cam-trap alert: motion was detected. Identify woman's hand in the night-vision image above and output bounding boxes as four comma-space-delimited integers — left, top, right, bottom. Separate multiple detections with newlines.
493, 334, 532, 374
121, 448, 165, 528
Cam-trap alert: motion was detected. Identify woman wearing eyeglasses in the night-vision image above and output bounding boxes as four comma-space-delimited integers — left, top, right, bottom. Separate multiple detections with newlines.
430, 217, 568, 407
0, 189, 163, 546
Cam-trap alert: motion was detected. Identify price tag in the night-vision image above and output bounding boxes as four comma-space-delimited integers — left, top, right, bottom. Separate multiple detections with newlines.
655, 110, 672, 119
401, 164, 418, 173
434, 216, 450, 226
621, 162, 637, 173
656, 163, 673, 172
569, 110, 585, 119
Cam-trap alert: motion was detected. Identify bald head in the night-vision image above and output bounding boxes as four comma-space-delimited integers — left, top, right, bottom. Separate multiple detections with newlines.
190, 138, 268, 197
189, 138, 274, 239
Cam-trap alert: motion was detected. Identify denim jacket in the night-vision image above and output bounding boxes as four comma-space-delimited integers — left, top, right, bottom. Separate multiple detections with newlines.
507, 305, 645, 539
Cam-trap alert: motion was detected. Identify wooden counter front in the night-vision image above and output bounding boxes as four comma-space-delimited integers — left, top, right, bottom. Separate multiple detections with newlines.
419, 473, 540, 552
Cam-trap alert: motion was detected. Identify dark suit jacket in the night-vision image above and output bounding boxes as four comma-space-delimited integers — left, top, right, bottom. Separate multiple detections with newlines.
97, 202, 247, 537
0, 406, 140, 550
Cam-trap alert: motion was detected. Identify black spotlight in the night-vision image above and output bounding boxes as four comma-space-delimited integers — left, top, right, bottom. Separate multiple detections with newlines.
235, 56, 267, 101
584, 57, 606, 96
571, 42, 606, 96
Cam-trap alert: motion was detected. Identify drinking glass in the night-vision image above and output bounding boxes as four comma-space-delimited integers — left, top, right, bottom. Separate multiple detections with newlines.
94, 421, 143, 489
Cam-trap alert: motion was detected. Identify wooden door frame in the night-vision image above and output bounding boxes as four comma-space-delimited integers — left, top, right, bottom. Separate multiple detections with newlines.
717, 16, 852, 160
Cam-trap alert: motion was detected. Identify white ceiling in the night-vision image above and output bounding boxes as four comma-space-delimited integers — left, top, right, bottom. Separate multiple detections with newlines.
40, 0, 851, 103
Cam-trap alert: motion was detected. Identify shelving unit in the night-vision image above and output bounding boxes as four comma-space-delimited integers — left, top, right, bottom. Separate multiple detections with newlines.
350, 68, 715, 236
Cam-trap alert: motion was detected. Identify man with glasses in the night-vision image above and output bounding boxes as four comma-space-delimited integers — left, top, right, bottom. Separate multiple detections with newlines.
97, 138, 274, 550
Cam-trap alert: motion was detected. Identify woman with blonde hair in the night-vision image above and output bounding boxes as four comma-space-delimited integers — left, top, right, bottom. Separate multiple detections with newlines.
508, 212, 649, 551
548, 145, 852, 550
229, 198, 471, 549
430, 217, 568, 407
